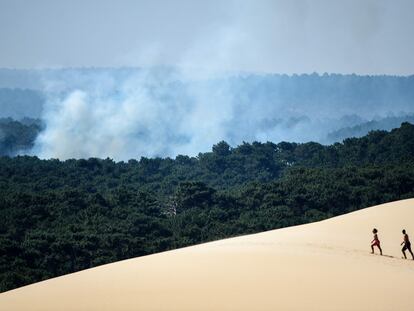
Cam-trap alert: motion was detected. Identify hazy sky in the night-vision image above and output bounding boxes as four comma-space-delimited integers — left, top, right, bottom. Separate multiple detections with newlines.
1, 0, 413, 74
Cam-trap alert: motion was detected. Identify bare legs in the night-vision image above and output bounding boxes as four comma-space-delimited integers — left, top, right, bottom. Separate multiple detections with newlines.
371, 244, 382, 255
402, 246, 414, 260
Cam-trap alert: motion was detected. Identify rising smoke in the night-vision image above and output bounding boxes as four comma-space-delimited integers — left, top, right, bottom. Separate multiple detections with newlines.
29, 0, 414, 160
32, 68, 414, 161
34, 68, 241, 160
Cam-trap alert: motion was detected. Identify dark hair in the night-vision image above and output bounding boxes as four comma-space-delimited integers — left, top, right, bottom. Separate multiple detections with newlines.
373, 228, 378, 233
402, 229, 406, 234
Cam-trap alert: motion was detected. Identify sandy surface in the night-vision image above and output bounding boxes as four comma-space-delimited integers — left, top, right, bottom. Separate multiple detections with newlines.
1, 199, 414, 311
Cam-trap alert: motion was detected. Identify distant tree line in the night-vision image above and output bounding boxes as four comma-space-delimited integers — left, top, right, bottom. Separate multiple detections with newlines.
0, 123, 414, 292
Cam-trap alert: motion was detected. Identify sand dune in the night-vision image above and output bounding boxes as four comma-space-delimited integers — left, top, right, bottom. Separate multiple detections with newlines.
1, 199, 414, 311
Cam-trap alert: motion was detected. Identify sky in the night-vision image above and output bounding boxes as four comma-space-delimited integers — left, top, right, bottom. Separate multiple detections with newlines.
0, 0, 413, 74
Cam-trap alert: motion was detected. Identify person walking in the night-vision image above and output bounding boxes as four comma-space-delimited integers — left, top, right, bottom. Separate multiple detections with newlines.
371, 228, 382, 255
401, 229, 414, 260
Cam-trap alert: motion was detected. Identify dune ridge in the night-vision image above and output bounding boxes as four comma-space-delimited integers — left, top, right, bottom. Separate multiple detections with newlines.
1, 199, 414, 311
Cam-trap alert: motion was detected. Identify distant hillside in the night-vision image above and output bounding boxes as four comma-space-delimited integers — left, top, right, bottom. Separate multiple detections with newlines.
0, 88, 44, 119
0, 69, 413, 150
1, 69, 414, 110
0, 68, 138, 90
326, 115, 414, 143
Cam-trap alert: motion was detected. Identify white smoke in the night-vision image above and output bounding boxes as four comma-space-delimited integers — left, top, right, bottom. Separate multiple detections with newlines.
34, 68, 240, 160
33, 7, 255, 160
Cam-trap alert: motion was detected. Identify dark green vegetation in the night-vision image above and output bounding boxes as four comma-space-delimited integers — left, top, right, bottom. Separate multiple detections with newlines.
1, 123, 414, 292
0, 118, 43, 156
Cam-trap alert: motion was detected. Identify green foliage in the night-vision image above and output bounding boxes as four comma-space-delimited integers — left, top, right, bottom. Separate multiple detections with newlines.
1, 123, 414, 292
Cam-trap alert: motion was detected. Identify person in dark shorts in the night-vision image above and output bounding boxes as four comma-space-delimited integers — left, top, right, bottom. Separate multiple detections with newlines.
371, 228, 382, 255
401, 229, 414, 260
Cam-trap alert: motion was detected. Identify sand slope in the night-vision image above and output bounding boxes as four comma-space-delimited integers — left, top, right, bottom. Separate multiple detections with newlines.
1, 199, 414, 311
